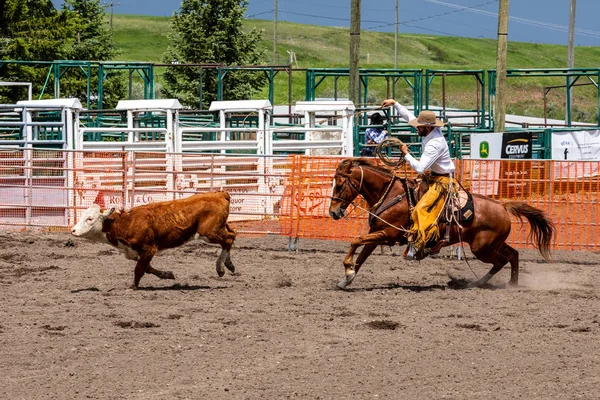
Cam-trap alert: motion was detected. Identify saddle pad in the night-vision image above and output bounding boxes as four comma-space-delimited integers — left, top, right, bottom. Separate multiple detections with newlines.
455, 188, 474, 222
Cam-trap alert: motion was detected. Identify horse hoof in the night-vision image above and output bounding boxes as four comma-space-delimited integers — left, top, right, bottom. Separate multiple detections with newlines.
337, 272, 355, 290
347, 272, 356, 282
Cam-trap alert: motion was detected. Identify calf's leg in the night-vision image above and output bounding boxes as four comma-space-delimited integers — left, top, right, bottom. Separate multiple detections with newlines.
132, 248, 174, 288
224, 253, 235, 273
146, 265, 176, 281
209, 223, 237, 277
132, 255, 152, 289
224, 223, 236, 273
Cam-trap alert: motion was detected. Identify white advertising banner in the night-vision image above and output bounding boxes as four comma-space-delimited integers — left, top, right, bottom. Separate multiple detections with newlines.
552, 130, 600, 178
469, 133, 502, 195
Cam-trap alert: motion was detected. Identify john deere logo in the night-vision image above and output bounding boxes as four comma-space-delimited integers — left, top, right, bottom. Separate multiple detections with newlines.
479, 141, 489, 158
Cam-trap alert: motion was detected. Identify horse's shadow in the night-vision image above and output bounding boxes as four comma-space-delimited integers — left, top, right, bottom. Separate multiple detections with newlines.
339, 278, 502, 292
341, 283, 447, 293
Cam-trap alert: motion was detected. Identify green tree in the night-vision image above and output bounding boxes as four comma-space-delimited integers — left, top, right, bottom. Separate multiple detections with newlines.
0, 0, 75, 60
63, 0, 115, 61
0, 0, 124, 107
161, 0, 267, 108
0, 0, 77, 102
59, 0, 125, 108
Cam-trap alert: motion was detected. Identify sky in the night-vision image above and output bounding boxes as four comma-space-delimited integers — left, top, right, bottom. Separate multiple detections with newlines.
51, 0, 600, 47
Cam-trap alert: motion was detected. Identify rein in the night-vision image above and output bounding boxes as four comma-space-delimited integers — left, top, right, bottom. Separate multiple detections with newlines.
369, 174, 397, 213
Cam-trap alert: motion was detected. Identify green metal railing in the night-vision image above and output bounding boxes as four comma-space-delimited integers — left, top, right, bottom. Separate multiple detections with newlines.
425, 69, 487, 130
488, 68, 600, 130
0, 60, 154, 110
305, 68, 422, 111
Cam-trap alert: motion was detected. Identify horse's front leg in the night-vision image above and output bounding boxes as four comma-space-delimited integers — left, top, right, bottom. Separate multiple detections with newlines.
338, 243, 377, 289
338, 230, 389, 290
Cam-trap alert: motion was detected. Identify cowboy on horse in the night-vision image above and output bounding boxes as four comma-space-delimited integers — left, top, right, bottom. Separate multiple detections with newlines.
381, 98, 456, 261
329, 102, 555, 288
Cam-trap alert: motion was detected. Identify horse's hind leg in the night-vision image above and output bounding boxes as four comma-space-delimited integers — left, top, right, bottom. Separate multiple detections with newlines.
505, 244, 519, 285
469, 242, 518, 287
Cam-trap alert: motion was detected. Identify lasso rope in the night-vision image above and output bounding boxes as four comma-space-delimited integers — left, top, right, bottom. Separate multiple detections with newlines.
330, 195, 409, 233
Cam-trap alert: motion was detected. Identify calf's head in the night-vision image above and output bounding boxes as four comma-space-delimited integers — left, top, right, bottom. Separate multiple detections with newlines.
71, 204, 115, 240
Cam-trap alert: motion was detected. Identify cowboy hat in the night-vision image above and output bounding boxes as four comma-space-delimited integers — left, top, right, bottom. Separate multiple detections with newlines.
369, 112, 385, 125
408, 110, 444, 128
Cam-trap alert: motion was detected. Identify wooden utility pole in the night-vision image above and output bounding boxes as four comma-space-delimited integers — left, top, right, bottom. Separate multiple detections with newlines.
103, 1, 120, 30
494, 0, 509, 132
349, 0, 361, 106
567, 0, 576, 123
394, 0, 398, 69
273, 0, 278, 65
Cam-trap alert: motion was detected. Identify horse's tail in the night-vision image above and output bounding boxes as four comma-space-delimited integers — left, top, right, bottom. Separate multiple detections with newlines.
503, 201, 555, 262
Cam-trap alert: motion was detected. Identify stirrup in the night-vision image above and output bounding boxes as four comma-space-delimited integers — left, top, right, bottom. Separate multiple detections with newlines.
404, 243, 416, 260
404, 243, 425, 261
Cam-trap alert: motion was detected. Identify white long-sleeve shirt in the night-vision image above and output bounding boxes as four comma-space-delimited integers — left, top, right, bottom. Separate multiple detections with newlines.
392, 103, 455, 175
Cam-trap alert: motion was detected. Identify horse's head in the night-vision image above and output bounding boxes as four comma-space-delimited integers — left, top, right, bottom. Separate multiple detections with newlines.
329, 158, 368, 220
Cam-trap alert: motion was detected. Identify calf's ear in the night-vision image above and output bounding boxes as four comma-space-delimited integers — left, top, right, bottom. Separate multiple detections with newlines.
101, 207, 116, 217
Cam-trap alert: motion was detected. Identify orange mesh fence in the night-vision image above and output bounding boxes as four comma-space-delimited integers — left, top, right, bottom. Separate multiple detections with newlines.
281, 156, 600, 251
0, 149, 599, 250
280, 156, 371, 239
458, 159, 600, 251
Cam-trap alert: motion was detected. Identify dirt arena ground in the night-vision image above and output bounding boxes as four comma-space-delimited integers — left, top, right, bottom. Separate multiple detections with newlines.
0, 231, 599, 399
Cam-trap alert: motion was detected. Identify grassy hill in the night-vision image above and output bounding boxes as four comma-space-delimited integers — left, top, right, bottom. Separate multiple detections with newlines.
112, 14, 600, 68
111, 14, 600, 122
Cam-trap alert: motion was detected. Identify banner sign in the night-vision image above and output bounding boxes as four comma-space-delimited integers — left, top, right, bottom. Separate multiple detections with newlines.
501, 132, 533, 159
470, 132, 533, 160
551, 130, 600, 178
469, 132, 533, 196
552, 130, 600, 161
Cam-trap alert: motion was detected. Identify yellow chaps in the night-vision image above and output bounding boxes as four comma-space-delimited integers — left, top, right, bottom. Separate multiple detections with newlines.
409, 176, 456, 251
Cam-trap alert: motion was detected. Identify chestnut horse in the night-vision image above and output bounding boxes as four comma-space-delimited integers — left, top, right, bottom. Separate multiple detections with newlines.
328, 158, 555, 289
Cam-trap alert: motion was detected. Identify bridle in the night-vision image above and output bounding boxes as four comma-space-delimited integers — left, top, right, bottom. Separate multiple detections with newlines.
330, 163, 411, 231
331, 165, 364, 207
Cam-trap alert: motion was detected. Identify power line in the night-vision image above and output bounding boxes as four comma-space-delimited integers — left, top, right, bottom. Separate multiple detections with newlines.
247, 0, 600, 41
246, 10, 275, 18
365, 0, 497, 31
281, 11, 348, 22
255, 0, 496, 32
268, 0, 393, 12
426, 0, 600, 39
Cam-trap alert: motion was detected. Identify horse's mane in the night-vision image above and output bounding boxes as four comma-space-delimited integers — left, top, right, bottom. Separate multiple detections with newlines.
338, 158, 408, 182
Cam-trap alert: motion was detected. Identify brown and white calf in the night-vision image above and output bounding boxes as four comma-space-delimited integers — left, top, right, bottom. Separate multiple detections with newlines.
71, 191, 237, 288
